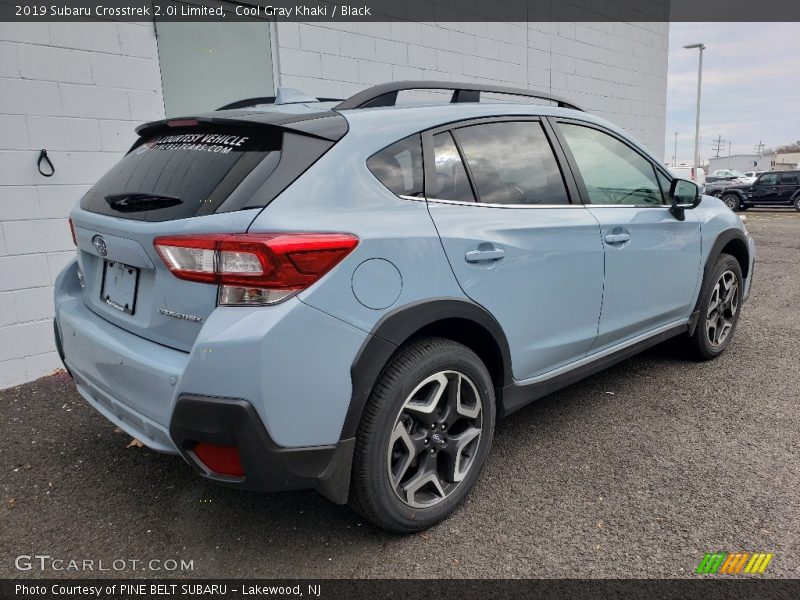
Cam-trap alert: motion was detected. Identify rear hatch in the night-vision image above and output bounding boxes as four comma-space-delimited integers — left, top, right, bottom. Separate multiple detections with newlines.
70, 109, 347, 351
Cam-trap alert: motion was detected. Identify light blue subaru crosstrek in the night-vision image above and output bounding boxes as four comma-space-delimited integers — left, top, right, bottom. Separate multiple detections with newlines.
54, 82, 755, 532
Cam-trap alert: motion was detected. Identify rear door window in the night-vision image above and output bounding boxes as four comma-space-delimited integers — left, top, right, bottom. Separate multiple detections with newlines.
454, 121, 570, 205
430, 132, 475, 203
80, 126, 282, 221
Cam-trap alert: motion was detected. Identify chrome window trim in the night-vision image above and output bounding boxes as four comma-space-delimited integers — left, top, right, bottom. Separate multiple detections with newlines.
426, 197, 583, 209
584, 204, 670, 209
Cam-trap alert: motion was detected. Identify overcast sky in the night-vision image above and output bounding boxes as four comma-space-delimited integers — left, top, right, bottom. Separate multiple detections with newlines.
665, 22, 800, 164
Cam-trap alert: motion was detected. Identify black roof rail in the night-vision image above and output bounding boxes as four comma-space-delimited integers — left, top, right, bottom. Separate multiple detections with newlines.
334, 81, 583, 111
217, 96, 344, 111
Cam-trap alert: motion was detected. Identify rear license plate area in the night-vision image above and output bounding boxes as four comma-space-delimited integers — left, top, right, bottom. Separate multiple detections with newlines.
101, 261, 139, 315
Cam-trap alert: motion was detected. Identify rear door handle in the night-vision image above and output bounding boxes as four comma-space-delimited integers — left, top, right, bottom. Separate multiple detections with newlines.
604, 232, 631, 245
465, 247, 506, 263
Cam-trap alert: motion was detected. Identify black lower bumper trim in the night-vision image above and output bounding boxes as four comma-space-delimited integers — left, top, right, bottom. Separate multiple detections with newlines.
170, 395, 353, 504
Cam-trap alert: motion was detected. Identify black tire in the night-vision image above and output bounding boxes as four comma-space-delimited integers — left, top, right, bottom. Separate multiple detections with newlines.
722, 193, 741, 211
686, 253, 743, 360
349, 337, 496, 533
794, 195, 800, 212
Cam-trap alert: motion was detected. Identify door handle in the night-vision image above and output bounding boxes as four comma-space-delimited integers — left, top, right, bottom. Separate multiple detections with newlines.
604, 232, 631, 245
465, 247, 506, 263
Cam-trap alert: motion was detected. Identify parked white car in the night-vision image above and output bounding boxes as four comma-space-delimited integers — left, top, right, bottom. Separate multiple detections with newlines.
737, 170, 767, 185
670, 166, 706, 190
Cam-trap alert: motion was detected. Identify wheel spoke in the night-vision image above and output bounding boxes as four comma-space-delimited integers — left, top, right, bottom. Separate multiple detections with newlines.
707, 284, 721, 317
400, 453, 446, 506
441, 425, 481, 483
388, 421, 417, 487
404, 372, 449, 416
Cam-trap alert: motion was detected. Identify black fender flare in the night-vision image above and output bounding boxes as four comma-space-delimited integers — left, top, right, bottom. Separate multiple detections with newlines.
341, 298, 513, 440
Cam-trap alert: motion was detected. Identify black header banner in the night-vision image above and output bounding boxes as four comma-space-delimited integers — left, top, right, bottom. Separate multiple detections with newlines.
2, 579, 799, 600
1, 0, 800, 22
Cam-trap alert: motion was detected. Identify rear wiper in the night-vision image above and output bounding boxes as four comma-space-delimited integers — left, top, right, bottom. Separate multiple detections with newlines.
105, 193, 182, 213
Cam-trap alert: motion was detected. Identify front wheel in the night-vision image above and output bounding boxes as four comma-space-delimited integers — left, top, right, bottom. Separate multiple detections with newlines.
722, 193, 741, 211
686, 253, 743, 360
349, 337, 495, 533
794, 196, 800, 212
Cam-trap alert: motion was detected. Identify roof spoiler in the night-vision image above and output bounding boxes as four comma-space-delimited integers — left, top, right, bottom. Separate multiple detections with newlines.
134, 112, 348, 143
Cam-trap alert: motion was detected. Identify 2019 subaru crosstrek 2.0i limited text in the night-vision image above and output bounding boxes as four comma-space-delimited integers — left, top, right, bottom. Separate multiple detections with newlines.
54, 82, 755, 532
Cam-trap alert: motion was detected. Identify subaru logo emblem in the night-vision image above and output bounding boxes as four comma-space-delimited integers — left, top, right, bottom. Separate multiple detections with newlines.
92, 235, 108, 256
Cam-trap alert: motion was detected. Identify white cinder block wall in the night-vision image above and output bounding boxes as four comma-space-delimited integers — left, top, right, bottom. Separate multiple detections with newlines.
0, 22, 165, 388
0, 19, 668, 389
275, 21, 669, 155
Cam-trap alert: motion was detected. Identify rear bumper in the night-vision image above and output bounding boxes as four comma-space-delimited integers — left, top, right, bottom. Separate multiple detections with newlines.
55, 261, 186, 453
54, 259, 366, 502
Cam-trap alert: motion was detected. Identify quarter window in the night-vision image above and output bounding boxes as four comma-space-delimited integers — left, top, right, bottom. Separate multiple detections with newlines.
454, 121, 569, 205
367, 135, 424, 197
779, 173, 798, 185
560, 123, 664, 206
430, 132, 475, 203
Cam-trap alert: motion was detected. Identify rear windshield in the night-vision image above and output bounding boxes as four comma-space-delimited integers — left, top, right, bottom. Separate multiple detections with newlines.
80, 127, 281, 221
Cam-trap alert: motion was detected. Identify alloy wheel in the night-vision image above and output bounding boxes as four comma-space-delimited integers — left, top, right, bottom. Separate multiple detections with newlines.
723, 196, 738, 210
387, 370, 483, 509
706, 270, 739, 347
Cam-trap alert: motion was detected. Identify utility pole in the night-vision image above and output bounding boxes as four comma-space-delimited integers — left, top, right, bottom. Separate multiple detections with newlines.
754, 141, 765, 157
712, 135, 725, 158
727, 141, 731, 157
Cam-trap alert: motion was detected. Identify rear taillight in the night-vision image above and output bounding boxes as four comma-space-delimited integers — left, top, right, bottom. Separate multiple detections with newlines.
68, 217, 77, 245
193, 443, 244, 477
153, 233, 359, 306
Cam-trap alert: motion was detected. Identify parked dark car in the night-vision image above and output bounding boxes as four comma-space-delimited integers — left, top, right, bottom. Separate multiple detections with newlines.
706, 169, 744, 184
720, 171, 800, 211
705, 179, 738, 198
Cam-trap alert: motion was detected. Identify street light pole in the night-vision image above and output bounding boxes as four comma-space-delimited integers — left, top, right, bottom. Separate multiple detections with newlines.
673, 131, 678, 166
684, 43, 705, 171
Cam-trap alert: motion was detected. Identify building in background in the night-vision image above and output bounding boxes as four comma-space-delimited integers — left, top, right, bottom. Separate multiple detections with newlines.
774, 152, 800, 170
707, 154, 773, 174
707, 152, 800, 174
0, 15, 669, 388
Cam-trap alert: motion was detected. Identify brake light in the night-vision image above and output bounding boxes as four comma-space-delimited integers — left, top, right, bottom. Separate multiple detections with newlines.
68, 217, 77, 245
166, 119, 199, 127
153, 233, 359, 305
193, 443, 244, 477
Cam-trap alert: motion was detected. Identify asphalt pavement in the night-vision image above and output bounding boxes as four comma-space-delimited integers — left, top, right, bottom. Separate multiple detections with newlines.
1, 209, 798, 579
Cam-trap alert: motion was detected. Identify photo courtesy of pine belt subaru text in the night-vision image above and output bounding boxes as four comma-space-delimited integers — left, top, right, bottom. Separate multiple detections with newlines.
53, 81, 756, 533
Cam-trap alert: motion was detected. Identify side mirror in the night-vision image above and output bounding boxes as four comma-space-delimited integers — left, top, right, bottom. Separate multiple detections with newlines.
669, 178, 701, 220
